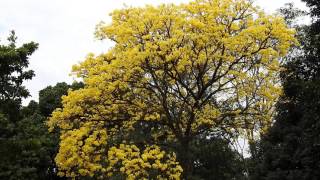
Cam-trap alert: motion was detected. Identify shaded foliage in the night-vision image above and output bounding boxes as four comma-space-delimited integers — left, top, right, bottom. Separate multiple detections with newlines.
190, 137, 245, 180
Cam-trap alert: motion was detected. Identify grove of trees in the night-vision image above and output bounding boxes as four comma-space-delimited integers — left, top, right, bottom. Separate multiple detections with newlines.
0, 34, 83, 179
1, 0, 320, 179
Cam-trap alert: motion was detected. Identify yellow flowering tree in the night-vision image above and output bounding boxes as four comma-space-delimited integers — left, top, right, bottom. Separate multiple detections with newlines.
48, 0, 296, 179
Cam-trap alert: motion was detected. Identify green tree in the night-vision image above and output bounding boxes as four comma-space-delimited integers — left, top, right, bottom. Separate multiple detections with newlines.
0, 31, 39, 179
0, 30, 38, 121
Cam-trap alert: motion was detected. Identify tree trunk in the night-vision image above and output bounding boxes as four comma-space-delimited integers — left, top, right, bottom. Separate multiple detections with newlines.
179, 138, 194, 179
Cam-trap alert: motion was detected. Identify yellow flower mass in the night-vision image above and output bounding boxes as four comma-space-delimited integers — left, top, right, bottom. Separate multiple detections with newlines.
48, 0, 296, 179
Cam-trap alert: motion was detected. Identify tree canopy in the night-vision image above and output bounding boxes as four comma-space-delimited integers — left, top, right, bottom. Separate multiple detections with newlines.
47, 0, 296, 179
0, 30, 38, 121
0, 31, 45, 179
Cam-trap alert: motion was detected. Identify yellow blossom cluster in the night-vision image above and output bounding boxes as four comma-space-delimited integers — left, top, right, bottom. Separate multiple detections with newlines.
55, 122, 107, 178
107, 144, 182, 179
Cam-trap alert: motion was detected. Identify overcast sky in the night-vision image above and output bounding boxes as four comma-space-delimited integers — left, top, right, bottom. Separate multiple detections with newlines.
0, 0, 308, 104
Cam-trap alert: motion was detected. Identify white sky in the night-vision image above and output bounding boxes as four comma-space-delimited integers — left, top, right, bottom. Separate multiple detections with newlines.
0, 0, 308, 104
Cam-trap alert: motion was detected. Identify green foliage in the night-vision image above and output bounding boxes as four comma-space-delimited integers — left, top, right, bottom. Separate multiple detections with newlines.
0, 111, 51, 179
0, 30, 38, 121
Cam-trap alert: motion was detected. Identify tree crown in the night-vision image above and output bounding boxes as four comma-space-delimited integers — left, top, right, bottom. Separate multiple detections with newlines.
48, 0, 296, 178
